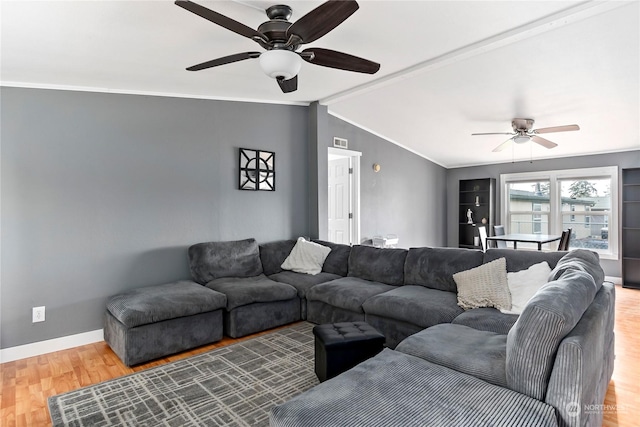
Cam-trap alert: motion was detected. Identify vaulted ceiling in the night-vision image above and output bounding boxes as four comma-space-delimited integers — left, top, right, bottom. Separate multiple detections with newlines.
2, 0, 638, 168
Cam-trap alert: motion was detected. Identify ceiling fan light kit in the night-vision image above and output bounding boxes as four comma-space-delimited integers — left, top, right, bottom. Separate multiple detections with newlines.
174, 0, 380, 93
472, 118, 580, 153
513, 134, 531, 144
259, 50, 301, 79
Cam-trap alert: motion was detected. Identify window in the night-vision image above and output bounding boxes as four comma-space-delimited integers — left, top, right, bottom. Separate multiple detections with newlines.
585, 206, 591, 229
560, 177, 612, 251
506, 181, 550, 236
532, 203, 542, 234
500, 167, 618, 258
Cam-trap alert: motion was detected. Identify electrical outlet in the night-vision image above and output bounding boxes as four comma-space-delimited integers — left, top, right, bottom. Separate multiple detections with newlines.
32, 306, 45, 323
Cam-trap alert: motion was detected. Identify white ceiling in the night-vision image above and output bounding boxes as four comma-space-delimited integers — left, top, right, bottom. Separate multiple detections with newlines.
2, 0, 639, 168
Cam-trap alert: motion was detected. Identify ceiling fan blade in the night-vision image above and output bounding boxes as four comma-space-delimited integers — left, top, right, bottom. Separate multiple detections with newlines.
175, 0, 266, 42
492, 138, 514, 152
533, 124, 580, 134
301, 48, 379, 74
471, 132, 514, 136
287, 0, 359, 44
276, 75, 298, 93
186, 52, 261, 71
531, 135, 558, 149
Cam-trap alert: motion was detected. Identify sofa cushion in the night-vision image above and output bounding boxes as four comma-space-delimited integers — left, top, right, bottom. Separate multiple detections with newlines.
484, 249, 565, 272
404, 247, 484, 292
106, 281, 226, 328
312, 239, 351, 276
281, 237, 331, 275
501, 261, 552, 315
453, 257, 511, 311
548, 249, 604, 287
506, 269, 598, 400
204, 274, 297, 311
268, 270, 341, 298
306, 277, 397, 313
270, 349, 558, 427
396, 323, 508, 387
188, 238, 263, 284
259, 239, 296, 276
452, 308, 519, 335
362, 285, 463, 328
347, 245, 407, 286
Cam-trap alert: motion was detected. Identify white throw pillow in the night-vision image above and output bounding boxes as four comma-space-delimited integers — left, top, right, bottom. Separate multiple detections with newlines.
281, 237, 331, 275
501, 261, 552, 315
453, 258, 511, 311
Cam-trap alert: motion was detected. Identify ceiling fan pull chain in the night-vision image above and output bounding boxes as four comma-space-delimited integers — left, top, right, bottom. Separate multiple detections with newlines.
530, 139, 533, 163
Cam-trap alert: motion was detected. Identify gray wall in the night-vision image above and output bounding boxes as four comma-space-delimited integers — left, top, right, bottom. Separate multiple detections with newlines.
1, 88, 444, 350
446, 151, 640, 277
308, 102, 328, 240
7, 85, 624, 349
328, 115, 448, 249
1, 87, 309, 348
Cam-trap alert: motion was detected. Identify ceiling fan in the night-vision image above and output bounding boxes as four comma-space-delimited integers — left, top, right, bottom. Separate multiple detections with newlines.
174, 0, 380, 93
472, 118, 580, 152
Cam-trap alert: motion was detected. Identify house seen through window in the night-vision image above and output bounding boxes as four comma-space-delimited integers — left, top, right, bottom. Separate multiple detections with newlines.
501, 167, 617, 258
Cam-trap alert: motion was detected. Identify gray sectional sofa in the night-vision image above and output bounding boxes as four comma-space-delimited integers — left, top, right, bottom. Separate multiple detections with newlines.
271, 248, 614, 427
105, 237, 614, 426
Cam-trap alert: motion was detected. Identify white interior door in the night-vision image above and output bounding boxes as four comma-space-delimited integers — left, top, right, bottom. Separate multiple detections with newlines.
328, 157, 351, 244
327, 147, 361, 245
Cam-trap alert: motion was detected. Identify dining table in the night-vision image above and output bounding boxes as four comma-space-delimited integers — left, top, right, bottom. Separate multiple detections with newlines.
486, 233, 562, 251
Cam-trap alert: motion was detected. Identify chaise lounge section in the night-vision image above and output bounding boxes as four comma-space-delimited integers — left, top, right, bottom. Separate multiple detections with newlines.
270, 249, 614, 427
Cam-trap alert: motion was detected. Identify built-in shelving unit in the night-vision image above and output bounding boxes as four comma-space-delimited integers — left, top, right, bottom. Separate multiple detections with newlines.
622, 168, 640, 289
458, 178, 495, 249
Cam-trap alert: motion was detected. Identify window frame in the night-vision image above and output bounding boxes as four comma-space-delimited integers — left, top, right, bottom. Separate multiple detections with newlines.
500, 166, 618, 260
532, 202, 542, 234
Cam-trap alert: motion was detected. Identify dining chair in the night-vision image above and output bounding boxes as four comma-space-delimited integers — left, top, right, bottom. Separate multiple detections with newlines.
557, 228, 572, 251
477, 226, 488, 252
493, 225, 508, 249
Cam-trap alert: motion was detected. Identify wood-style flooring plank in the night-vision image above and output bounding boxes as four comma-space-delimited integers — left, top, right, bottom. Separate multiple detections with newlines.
1, 287, 639, 427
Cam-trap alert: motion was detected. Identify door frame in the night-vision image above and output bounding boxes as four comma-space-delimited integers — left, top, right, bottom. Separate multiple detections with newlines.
328, 147, 361, 245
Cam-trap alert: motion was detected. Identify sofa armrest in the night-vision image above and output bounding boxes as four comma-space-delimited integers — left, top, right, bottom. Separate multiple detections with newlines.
395, 323, 507, 387
545, 282, 615, 427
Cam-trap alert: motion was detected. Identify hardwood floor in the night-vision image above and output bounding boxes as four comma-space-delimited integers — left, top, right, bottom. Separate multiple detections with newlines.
602, 285, 640, 427
2, 286, 639, 427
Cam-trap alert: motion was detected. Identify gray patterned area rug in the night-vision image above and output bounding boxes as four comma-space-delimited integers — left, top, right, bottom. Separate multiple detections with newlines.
48, 322, 317, 426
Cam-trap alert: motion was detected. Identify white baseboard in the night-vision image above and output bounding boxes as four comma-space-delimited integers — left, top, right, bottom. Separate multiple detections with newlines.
0, 329, 104, 364
0, 275, 624, 364
605, 276, 622, 286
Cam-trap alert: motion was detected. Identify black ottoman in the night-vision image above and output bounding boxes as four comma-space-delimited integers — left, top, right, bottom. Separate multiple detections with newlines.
312, 321, 385, 382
